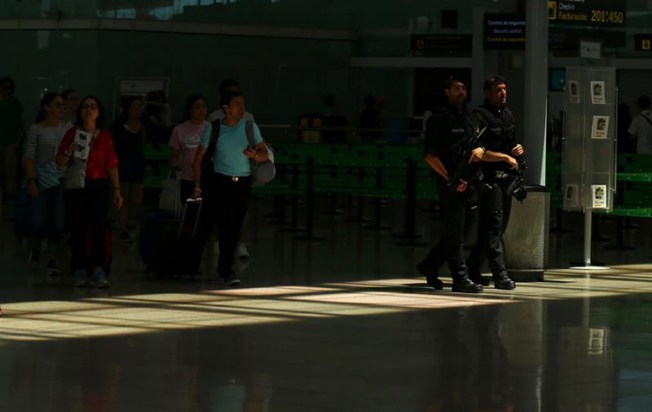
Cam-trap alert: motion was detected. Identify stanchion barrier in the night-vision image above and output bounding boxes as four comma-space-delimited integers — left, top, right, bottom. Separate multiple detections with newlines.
396, 158, 427, 246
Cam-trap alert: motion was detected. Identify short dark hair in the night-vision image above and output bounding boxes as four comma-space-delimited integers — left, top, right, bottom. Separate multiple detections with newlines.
443, 74, 465, 89
483, 74, 506, 91
183, 94, 206, 121
220, 90, 243, 108
637, 95, 651, 110
219, 79, 241, 96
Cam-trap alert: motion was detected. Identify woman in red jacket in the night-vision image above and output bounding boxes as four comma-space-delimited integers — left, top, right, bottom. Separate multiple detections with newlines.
57, 96, 123, 288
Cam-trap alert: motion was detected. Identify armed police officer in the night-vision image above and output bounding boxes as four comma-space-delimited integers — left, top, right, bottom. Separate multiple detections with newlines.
416, 76, 485, 294
466, 75, 524, 290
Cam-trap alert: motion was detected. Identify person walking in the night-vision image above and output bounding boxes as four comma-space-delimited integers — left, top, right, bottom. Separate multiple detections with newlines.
192, 90, 268, 286
56, 96, 123, 288
416, 76, 485, 293
467, 75, 523, 290
170, 94, 211, 203
111, 96, 146, 242
23, 92, 69, 281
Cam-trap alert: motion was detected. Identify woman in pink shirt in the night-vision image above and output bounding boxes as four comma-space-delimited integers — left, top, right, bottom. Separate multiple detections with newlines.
169, 94, 211, 203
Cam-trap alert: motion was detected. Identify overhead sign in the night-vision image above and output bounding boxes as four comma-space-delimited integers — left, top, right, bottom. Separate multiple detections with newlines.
548, 0, 626, 28
635, 34, 652, 51
484, 14, 525, 50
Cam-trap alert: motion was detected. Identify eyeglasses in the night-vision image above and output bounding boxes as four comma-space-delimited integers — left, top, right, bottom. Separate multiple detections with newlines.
81, 103, 98, 110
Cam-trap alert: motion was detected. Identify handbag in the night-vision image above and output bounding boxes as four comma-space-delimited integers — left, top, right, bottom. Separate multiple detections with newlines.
159, 169, 181, 215
34, 126, 65, 190
35, 161, 64, 190
245, 121, 276, 187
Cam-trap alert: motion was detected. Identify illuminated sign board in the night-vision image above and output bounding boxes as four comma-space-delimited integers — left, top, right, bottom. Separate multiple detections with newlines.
635, 34, 652, 51
548, 0, 626, 28
484, 14, 526, 50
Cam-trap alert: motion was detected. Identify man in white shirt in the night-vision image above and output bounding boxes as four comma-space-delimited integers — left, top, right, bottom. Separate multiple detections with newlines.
628, 95, 652, 154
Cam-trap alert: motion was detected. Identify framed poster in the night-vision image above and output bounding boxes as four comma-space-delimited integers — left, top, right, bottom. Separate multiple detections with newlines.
564, 184, 580, 209
590, 81, 605, 104
591, 115, 609, 139
591, 185, 607, 209
568, 80, 580, 103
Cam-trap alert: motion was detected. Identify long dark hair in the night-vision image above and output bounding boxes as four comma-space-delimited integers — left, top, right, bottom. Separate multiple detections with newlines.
182, 94, 206, 122
35, 92, 60, 123
75, 95, 105, 129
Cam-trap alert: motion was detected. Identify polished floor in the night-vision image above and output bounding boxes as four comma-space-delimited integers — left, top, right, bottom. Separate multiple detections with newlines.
1, 197, 652, 411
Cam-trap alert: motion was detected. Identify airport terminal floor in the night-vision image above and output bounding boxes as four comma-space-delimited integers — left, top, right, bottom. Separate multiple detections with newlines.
1, 196, 651, 411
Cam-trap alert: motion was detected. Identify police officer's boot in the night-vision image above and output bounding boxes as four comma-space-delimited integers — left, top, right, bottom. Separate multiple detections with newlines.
493, 272, 516, 290
469, 271, 490, 286
452, 275, 483, 293
417, 262, 444, 290
425, 274, 444, 290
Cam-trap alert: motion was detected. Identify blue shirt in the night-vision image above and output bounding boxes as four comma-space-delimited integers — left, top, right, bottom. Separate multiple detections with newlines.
200, 118, 263, 176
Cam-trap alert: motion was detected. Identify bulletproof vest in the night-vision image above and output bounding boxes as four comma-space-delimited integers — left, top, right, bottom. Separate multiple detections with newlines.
473, 104, 516, 153
434, 104, 479, 178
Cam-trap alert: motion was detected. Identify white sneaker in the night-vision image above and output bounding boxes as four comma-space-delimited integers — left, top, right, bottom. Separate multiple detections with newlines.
224, 275, 241, 287
236, 243, 250, 259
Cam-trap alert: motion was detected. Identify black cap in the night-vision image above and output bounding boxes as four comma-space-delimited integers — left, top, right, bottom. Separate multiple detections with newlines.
483, 74, 507, 91
443, 74, 466, 89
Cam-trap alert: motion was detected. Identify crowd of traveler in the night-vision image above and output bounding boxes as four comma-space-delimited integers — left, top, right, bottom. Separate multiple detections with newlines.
0, 77, 265, 300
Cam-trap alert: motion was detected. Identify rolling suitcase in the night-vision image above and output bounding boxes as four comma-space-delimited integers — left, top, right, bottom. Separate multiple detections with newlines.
140, 199, 204, 278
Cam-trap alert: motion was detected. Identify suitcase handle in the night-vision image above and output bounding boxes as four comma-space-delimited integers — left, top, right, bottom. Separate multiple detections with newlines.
178, 199, 203, 240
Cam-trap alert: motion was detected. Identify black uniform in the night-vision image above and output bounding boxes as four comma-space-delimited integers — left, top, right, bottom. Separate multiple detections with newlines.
417, 103, 483, 293
466, 102, 519, 290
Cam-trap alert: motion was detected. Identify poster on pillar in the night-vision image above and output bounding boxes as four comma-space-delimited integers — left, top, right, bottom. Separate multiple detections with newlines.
564, 184, 580, 209
591, 115, 609, 139
590, 81, 605, 104
568, 80, 580, 103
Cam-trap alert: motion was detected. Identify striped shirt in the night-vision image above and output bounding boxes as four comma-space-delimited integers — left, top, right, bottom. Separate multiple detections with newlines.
25, 123, 71, 166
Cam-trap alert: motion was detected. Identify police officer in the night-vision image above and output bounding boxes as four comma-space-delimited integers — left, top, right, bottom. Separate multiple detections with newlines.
466, 75, 523, 290
416, 76, 485, 293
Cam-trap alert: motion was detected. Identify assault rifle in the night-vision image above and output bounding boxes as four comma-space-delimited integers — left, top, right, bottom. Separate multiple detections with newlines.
506, 156, 528, 201
448, 126, 487, 191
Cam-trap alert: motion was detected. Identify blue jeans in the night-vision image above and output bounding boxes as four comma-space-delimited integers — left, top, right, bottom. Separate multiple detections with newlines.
30, 182, 65, 254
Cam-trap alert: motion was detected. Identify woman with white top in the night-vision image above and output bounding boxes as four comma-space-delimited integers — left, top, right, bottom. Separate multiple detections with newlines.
23, 92, 69, 281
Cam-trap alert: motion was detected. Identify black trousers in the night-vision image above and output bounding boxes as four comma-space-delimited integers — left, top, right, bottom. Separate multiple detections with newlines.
65, 179, 110, 272
419, 177, 478, 279
467, 179, 513, 278
202, 174, 251, 278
